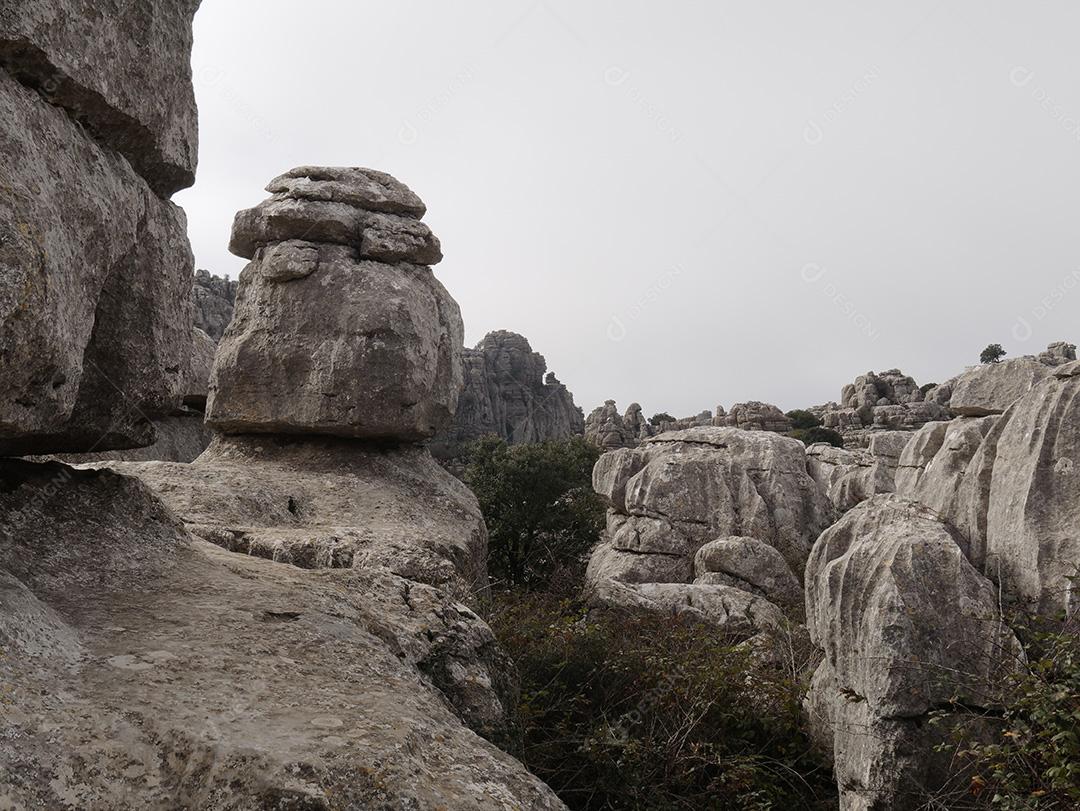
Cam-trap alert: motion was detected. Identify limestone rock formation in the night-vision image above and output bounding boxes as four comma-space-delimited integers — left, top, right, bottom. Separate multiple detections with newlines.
693, 536, 803, 618
0, 0, 201, 195
1037, 340, 1076, 366
587, 427, 834, 630
816, 369, 949, 447
206, 168, 464, 442
949, 361, 1080, 615
192, 269, 238, 341
713, 401, 793, 433
894, 416, 998, 518
584, 400, 636, 449
805, 443, 893, 512
804, 495, 1024, 810
0, 65, 194, 455
106, 434, 489, 599
948, 357, 1052, 416
434, 330, 584, 453
0, 461, 563, 809
588, 579, 787, 634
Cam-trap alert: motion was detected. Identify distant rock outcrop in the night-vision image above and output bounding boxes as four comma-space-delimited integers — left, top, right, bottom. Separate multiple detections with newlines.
192, 269, 238, 341
811, 369, 948, 448
585, 400, 793, 450
433, 330, 584, 455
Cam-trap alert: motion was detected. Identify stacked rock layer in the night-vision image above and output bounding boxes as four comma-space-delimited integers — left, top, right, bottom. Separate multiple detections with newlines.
206, 166, 463, 442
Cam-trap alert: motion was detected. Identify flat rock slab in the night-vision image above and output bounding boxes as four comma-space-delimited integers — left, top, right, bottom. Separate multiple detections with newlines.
0, 460, 563, 809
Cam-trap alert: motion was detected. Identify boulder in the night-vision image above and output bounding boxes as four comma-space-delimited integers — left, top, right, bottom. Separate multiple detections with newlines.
805, 443, 894, 512
0, 460, 563, 809
949, 357, 1052, 416
266, 165, 427, 216
805, 494, 1024, 809
1037, 340, 1076, 367
0, 0, 201, 195
693, 536, 803, 618
0, 69, 193, 455
207, 242, 463, 441
586, 427, 834, 612
588, 579, 786, 635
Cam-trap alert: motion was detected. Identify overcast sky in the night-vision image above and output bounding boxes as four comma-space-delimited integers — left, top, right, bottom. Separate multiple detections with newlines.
176, 1, 1080, 418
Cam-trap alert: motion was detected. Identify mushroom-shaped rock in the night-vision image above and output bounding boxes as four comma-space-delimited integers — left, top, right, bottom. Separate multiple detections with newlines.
206, 169, 463, 442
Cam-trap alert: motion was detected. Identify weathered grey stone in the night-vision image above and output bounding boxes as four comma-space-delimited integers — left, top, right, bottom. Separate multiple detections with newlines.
805, 494, 1024, 810
53, 411, 211, 465
584, 400, 636, 449
229, 196, 440, 265
949, 357, 1052, 416
0, 69, 193, 455
0, 460, 563, 809
588, 579, 786, 634
1037, 340, 1076, 367
266, 165, 427, 217
952, 361, 1080, 615
206, 244, 463, 441
182, 328, 215, 409
584, 539, 692, 585
693, 536, 803, 618
102, 434, 489, 599
713, 401, 793, 433
192, 269, 237, 341
587, 427, 835, 599
433, 331, 584, 455
805, 443, 894, 512
0, 0, 201, 195
894, 416, 998, 519
360, 210, 443, 265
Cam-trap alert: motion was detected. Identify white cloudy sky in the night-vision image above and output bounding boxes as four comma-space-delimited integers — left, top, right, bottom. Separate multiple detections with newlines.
176, 0, 1080, 418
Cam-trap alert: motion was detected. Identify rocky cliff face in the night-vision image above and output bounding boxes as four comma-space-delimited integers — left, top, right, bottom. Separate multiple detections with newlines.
433, 330, 584, 455
0, 0, 200, 456
192, 269, 238, 341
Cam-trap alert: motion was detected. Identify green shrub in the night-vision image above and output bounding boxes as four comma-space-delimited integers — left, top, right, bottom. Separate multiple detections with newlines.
934, 621, 1080, 809
786, 410, 822, 431
464, 436, 605, 591
490, 592, 837, 810
981, 343, 1007, 364
649, 412, 675, 427
790, 426, 844, 448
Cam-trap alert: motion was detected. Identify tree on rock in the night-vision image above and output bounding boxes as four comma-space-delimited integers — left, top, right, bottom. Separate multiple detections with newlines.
980, 343, 1006, 364
648, 412, 675, 427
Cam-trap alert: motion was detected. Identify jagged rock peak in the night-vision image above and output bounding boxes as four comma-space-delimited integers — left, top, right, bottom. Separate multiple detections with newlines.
434, 330, 584, 453
191, 269, 237, 342
229, 165, 441, 264
206, 168, 463, 442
